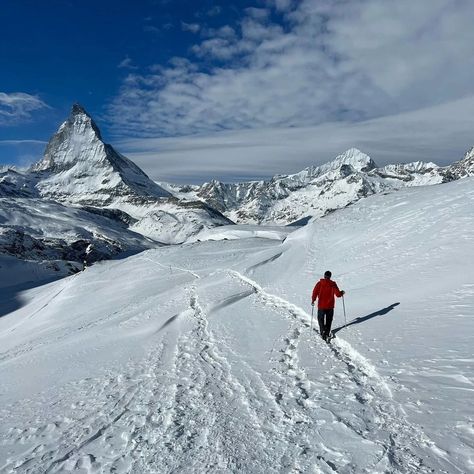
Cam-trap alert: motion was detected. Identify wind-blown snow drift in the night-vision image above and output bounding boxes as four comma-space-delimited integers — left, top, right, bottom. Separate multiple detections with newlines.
0, 177, 472, 472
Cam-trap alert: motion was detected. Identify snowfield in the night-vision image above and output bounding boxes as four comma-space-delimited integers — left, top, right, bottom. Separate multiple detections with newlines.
0, 178, 473, 473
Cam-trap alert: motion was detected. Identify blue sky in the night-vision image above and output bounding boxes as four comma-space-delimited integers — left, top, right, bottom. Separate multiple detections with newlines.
1, 0, 474, 182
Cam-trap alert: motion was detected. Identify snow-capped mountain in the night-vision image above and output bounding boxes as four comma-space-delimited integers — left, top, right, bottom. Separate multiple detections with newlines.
0, 167, 37, 198
1, 104, 473, 278
171, 147, 471, 225
446, 146, 474, 179
0, 105, 233, 276
30, 105, 233, 242
33, 104, 171, 206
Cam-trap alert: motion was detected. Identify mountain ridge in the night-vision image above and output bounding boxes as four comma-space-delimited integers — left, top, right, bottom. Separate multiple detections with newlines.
1, 103, 473, 278
169, 146, 472, 225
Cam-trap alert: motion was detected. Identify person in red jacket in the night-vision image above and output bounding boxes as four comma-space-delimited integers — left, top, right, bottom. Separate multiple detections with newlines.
311, 270, 345, 341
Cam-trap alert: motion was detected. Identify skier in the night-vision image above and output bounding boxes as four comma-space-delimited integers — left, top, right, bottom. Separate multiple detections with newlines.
311, 271, 345, 341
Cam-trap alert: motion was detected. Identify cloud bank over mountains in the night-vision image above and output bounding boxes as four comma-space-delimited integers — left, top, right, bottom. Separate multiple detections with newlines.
120, 95, 474, 183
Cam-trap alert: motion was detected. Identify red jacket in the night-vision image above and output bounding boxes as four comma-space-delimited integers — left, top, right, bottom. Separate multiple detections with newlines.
312, 278, 343, 309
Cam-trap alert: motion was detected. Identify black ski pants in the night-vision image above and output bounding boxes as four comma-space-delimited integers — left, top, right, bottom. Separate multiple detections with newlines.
317, 309, 334, 337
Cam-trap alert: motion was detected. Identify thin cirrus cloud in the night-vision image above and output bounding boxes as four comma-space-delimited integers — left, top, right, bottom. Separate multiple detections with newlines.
118, 95, 474, 184
0, 92, 49, 125
181, 22, 200, 33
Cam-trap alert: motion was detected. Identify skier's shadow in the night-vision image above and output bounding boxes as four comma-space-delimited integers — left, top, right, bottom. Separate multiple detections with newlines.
332, 302, 400, 334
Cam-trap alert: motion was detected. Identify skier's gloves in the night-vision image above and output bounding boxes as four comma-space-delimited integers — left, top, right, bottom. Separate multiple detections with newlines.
311, 302, 314, 306
341, 290, 345, 295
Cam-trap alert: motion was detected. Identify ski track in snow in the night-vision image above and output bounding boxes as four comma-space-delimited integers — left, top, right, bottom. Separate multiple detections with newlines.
138, 256, 201, 280
0, 258, 448, 473
229, 270, 437, 473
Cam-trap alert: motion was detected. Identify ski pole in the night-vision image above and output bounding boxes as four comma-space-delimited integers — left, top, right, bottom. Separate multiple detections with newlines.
342, 295, 348, 328
310, 305, 314, 332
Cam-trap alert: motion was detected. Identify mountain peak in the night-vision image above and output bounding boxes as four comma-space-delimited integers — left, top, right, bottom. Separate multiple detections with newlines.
67, 103, 102, 140
71, 102, 89, 116
448, 146, 474, 179
33, 104, 103, 172
32, 105, 171, 203
333, 148, 377, 172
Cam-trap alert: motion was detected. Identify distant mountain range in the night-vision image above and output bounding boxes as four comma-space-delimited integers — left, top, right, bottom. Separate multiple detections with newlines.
1, 104, 473, 280
165, 147, 474, 225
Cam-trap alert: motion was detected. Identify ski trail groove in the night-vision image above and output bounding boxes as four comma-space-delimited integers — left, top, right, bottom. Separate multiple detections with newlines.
139, 256, 201, 279
137, 286, 279, 472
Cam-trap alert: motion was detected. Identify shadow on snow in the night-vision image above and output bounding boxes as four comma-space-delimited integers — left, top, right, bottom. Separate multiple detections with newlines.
333, 302, 400, 335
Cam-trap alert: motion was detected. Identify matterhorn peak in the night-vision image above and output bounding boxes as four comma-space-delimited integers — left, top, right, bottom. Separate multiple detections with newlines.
33, 103, 103, 172
32, 103, 171, 204
68, 103, 102, 138
71, 102, 88, 115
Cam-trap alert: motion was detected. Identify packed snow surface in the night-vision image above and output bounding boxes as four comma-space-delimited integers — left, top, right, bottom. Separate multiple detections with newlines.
0, 178, 473, 473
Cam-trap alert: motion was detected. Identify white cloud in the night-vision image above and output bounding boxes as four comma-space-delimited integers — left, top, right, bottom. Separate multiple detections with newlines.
0, 139, 47, 145
206, 6, 222, 17
108, 0, 474, 178
118, 96, 474, 184
313, 0, 474, 110
245, 7, 270, 20
266, 0, 293, 13
0, 92, 49, 125
118, 56, 138, 70
181, 22, 200, 33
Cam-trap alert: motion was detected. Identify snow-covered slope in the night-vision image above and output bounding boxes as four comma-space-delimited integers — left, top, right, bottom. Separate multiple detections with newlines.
1, 177, 472, 473
0, 168, 38, 198
173, 147, 471, 225
189, 224, 294, 242
0, 197, 157, 285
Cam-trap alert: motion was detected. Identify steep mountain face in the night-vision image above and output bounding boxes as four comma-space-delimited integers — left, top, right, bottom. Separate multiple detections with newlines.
0, 105, 232, 277
29, 105, 232, 245
0, 167, 38, 198
33, 104, 171, 206
447, 146, 474, 179
176, 148, 451, 225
